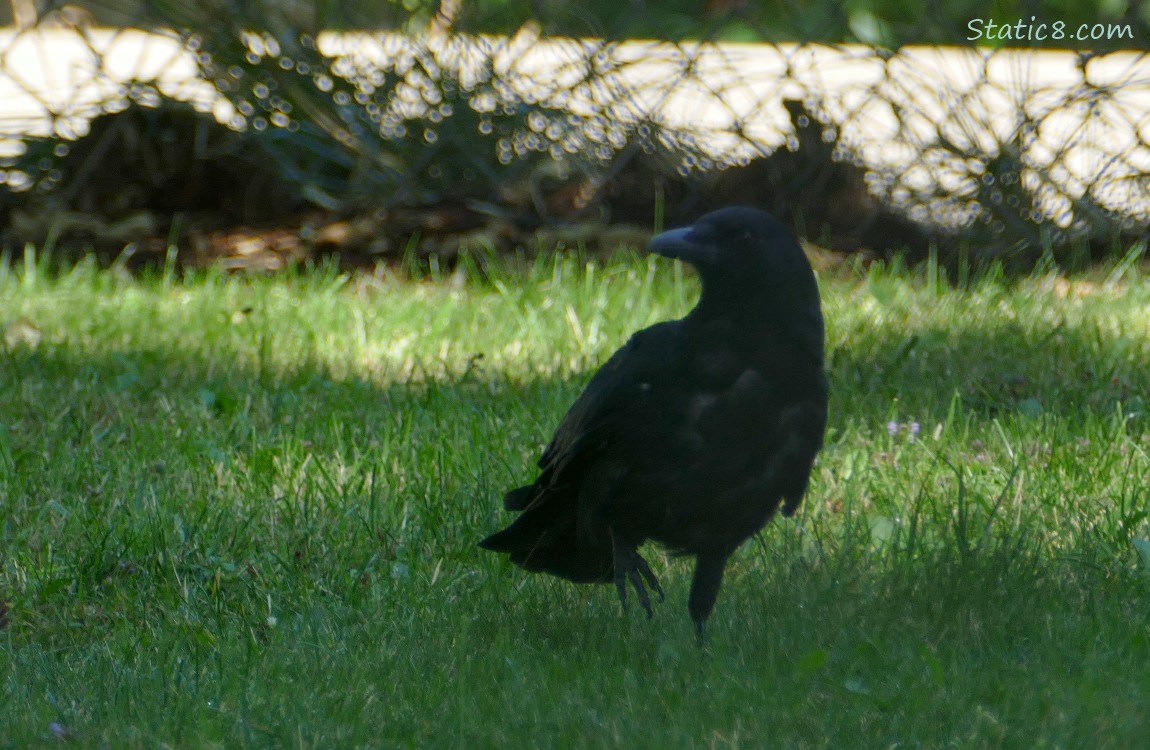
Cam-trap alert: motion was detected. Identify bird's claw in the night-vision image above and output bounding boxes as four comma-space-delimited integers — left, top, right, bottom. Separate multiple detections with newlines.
611, 532, 664, 619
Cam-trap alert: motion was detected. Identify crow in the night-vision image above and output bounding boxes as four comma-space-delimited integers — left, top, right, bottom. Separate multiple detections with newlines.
480, 207, 828, 639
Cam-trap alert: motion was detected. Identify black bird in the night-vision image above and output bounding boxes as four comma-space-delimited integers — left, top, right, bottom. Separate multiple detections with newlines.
480, 207, 828, 639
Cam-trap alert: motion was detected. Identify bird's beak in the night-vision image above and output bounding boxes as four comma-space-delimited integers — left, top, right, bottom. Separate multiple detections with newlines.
647, 226, 720, 266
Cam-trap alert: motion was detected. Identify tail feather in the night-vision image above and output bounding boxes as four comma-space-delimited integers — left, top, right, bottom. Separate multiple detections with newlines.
502, 485, 535, 511
480, 492, 611, 583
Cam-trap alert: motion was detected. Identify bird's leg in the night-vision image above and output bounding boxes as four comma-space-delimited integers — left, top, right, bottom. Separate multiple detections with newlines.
610, 529, 665, 618
688, 552, 729, 643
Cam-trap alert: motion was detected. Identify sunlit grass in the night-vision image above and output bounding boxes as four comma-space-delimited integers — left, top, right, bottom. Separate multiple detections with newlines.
2, 247, 1149, 747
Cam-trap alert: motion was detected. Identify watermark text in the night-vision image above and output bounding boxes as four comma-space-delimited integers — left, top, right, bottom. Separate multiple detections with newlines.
967, 17, 1134, 43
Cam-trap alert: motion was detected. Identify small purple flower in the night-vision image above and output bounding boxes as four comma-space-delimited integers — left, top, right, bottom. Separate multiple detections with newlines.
886, 420, 922, 442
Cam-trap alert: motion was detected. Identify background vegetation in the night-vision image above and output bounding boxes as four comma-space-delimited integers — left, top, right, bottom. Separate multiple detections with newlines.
2, 1, 1148, 270
5, 0, 1149, 43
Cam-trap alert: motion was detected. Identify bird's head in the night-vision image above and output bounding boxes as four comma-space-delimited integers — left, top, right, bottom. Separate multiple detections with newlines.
648, 207, 812, 290
648, 207, 823, 349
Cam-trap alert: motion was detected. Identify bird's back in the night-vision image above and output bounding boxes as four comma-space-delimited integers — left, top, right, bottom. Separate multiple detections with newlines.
482, 307, 826, 573
597, 310, 826, 555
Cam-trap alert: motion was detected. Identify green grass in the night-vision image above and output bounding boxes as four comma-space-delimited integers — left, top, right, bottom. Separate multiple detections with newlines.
2, 248, 1150, 748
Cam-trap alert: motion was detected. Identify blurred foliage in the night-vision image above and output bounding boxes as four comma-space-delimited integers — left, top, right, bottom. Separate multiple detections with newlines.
1, 0, 1147, 269
38, 0, 1150, 45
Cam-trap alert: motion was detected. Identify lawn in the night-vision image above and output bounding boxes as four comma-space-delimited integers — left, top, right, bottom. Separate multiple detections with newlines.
2, 247, 1149, 748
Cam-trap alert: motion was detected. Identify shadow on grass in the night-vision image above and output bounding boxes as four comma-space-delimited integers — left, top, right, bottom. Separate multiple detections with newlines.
5, 317, 1150, 749
5, 311, 1146, 612
4, 306, 1146, 537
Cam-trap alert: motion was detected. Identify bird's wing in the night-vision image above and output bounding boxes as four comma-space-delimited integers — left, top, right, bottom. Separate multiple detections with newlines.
535, 320, 684, 485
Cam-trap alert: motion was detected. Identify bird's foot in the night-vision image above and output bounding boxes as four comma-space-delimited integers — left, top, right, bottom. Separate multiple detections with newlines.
688, 552, 728, 646
610, 531, 665, 618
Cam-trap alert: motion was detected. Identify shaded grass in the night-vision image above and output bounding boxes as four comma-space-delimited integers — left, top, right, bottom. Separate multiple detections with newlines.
2, 250, 1150, 747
